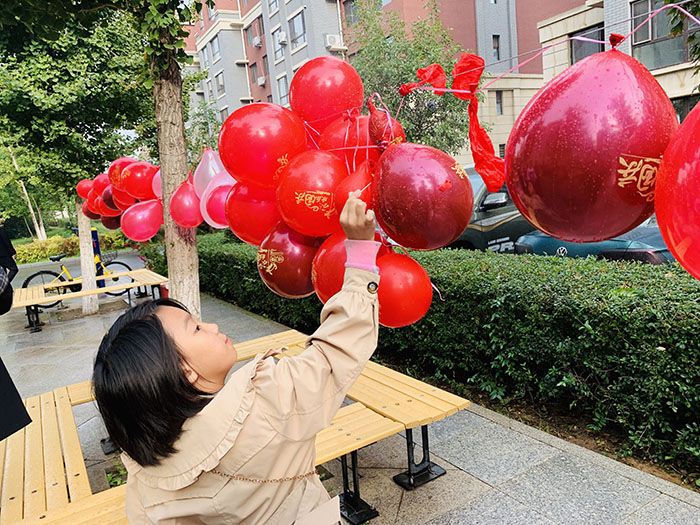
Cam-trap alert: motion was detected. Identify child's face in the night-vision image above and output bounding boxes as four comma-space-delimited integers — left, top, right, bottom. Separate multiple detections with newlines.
156, 306, 238, 393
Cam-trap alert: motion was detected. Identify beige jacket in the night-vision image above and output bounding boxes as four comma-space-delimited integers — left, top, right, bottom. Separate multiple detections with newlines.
122, 268, 380, 524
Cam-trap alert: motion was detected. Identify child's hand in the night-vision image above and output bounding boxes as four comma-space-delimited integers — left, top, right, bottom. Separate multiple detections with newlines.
340, 191, 375, 241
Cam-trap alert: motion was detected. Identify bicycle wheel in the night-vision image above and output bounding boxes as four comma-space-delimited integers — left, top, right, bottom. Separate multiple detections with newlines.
22, 271, 66, 309
103, 261, 133, 296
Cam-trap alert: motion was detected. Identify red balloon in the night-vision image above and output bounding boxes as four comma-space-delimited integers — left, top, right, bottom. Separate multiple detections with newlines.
82, 201, 100, 220
101, 215, 121, 230
112, 185, 136, 211
121, 200, 163, 242
277, 150, 349, 237
108, 157, 136, 188
205, 185, 233, 227
375, 143, 474, 250
218, 103, 307, 189
368, 99, 406, 152
257, 222, 322, 299
289, 57, 364, 135
506, 49, 678, 242
334, 161, 374, 214
312, 231, 391, 303
102, 185, 119, 211
225, 184, 281, 246
656, 102, 700, 280
97, 197, 121, 217
86, 189, 101, 215
93, 173, 110, 196
319, 115, 380, 171
376, 253, 432, 328
76, 179, 93, 199
122, 162, 158, 200
170, 181, 203, 228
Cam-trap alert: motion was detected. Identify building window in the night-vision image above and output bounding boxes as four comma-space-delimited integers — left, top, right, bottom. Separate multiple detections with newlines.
206, 79, 213, 100
498, 144, 506, 158
220, 107, 229, 122
491, 0, 497, 3
345, 1, 358, 25
495, 90, 503, 115
211, 35, 221, 62
267, 94, 273, 103
245, 25, 254, 46
381, 0, 391, 6
257, 16, 265, 35
268, 0, 279, 13
570, 23, 604, 63
250, 62, 258, 82
631, 0, 695, 70
277, 75, 289, 105
492, 35, 500, 61
201, 47, 209, 68
215, 72, 225, 97
289, 11, 306, 49
672, 94, 700, 122
262, 55, 269, 76
207, 5, 216, 21
272, 28, 284, 60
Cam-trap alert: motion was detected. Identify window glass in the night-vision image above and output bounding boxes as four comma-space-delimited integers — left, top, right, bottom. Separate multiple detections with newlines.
211, 36, 221, 61
570, 24, 604, 63
289, 12, 306, 48
277, 75, 289, 105
269, 0, 279, 12
495, 90, 503, 115
215, 72, 225, 97
345, 0, 358, 25
245, 26, 253, 46
207, 79, 213, 100
250, 62, 258, 80
492, 35, 500, 61
261, 55, 269, 75
220, 107, 229, 121
272, 29, 284, 60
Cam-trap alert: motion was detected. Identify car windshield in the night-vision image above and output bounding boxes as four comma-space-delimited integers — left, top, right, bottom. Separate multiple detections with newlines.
468, 174, 484, 197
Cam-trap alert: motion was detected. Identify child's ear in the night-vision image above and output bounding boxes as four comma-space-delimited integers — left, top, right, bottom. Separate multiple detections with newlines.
181, 362, 199, 385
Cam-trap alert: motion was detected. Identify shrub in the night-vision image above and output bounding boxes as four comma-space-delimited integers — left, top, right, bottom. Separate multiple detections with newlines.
142, 232, 700, 473
15, 231, 131, 264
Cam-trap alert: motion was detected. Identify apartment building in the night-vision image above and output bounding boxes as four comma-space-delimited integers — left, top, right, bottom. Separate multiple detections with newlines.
539, 0, 699, 122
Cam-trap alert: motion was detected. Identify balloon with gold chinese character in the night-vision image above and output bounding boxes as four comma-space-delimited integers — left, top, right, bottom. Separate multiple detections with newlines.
257, 222, 322, 299
505, 49, 678, 242
374, 143, 473, 250
276, 150, 349, 237
655, 101, 700, 280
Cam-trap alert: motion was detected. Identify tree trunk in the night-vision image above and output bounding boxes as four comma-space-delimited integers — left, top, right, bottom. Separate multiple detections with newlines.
153, 55, 201, 319
76, 198, 98, 315
31, 196, 47, 240
22, 217, 35, 239
7, 146, 45, 241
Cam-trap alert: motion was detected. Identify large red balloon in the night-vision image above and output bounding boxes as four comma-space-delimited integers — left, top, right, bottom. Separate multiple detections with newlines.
122, 162, 158, 200
289, 57, 365, 135
101, 215, 121, 230
319, 115, 379, 172
86, 189, 101, 215
82, 201, 100, 220
108, 157, 135, 189
376, 253, 432, 328
225, 184, 281, 246
257, 222, 322, 299
170, 181, 203, 228
93, 173, 110, 196
205, 184, 233, 227
218, 103, 307, 189
374, 143, 473, 250
76, 179, 93, 199
312, 232, 391, 303
121, 200, 163, 242
277, 150, 349, 237
334, 161, 374, 214
505, 49, 678, 242
656, 102, 700, 280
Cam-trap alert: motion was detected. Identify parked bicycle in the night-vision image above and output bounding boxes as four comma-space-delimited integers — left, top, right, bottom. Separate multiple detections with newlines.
22, 251, 133, 308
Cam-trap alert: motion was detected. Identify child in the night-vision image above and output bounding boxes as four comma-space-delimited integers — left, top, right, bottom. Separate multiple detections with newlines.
94, 192, 381, 524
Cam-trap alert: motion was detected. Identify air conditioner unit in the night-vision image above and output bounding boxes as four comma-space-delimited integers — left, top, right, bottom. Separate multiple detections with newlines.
324, 34, 347, 52
277, 31, 287, 45
253, 35, 263, 48
257, 76, 266, 86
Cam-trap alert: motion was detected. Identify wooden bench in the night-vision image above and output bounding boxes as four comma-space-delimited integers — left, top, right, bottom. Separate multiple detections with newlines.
3, 381, 401, 525
12, 269, 168, 333
243, 329, 471, 490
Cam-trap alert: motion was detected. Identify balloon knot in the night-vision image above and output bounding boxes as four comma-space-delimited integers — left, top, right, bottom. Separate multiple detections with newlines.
398, 84, 412, 97
609, 33, 624, 48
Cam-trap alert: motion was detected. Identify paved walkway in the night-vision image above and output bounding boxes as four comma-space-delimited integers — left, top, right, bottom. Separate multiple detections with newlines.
2, 261, 699, 524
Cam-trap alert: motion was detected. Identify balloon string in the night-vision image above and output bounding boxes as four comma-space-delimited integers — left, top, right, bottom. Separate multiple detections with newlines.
327, 145, 382, 152
342, 114, 352, 173
368, 92, 397, 142
304, 122, 322, 149
359, 181, 372, 193
431, 281, 445, 302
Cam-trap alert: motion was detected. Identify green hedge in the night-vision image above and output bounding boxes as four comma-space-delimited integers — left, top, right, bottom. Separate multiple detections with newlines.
15, 231, 129, 264
147, 232, 700, 474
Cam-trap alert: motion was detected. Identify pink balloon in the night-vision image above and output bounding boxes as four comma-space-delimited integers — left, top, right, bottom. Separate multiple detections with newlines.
121, 200, 163, 242
206, 185, 233, 227
193, 149, 225, 198
170, 181, 203, 228
200, 171, 235, 228
152, 169, 162, 199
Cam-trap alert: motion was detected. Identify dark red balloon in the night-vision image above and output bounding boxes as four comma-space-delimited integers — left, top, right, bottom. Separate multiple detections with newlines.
277, 150, 349, 237
656, 102, 700, 280
225, 183, 281, 246
206, 185, 233, 227
505, 49, 678, 242
121, 200, 163, 242
101, 215, 121, 230
102, 185, 119, 211
319, 115, 380, 172
108, 157, 136, 189
375, 143, 473, 250
76, 179, 93, 199
312, 231, 391, 303
122, 162, 158, 200
368, 99, 406, 152
82, 201, 100, 220
112, 185, 136, 211
257, 222, 322, 299
376, 253, 432, 328
334, 161, 374, 214
170, 181, 203, 228
289, 57, 365, 135
93, 173, 110, 196
218, 103, 307, 189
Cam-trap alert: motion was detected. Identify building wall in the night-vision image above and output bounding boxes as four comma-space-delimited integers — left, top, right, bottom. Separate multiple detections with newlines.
474, 0, 518, 73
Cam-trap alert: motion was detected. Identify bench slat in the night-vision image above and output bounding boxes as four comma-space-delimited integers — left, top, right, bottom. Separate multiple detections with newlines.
21, 485, 128, 525
0, 437, 5, 494
53, 387, 91, 503
1, 425, 26, 522
66, 381, 94, 407
24, 397, 46, 518
235, 330, 307, 362
348, 377, 433, 428
41, 391, 69, 511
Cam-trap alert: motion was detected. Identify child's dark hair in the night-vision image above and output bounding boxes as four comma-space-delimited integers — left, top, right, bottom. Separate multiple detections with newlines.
93, 298, 212, 466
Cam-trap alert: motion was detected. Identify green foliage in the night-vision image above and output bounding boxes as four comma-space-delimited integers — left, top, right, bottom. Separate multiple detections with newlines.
15, 231, 129, 264
347, 0, 470, 155
139, 233, 700, 474
186, 99, 221, 167
106, 459, 128, 487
